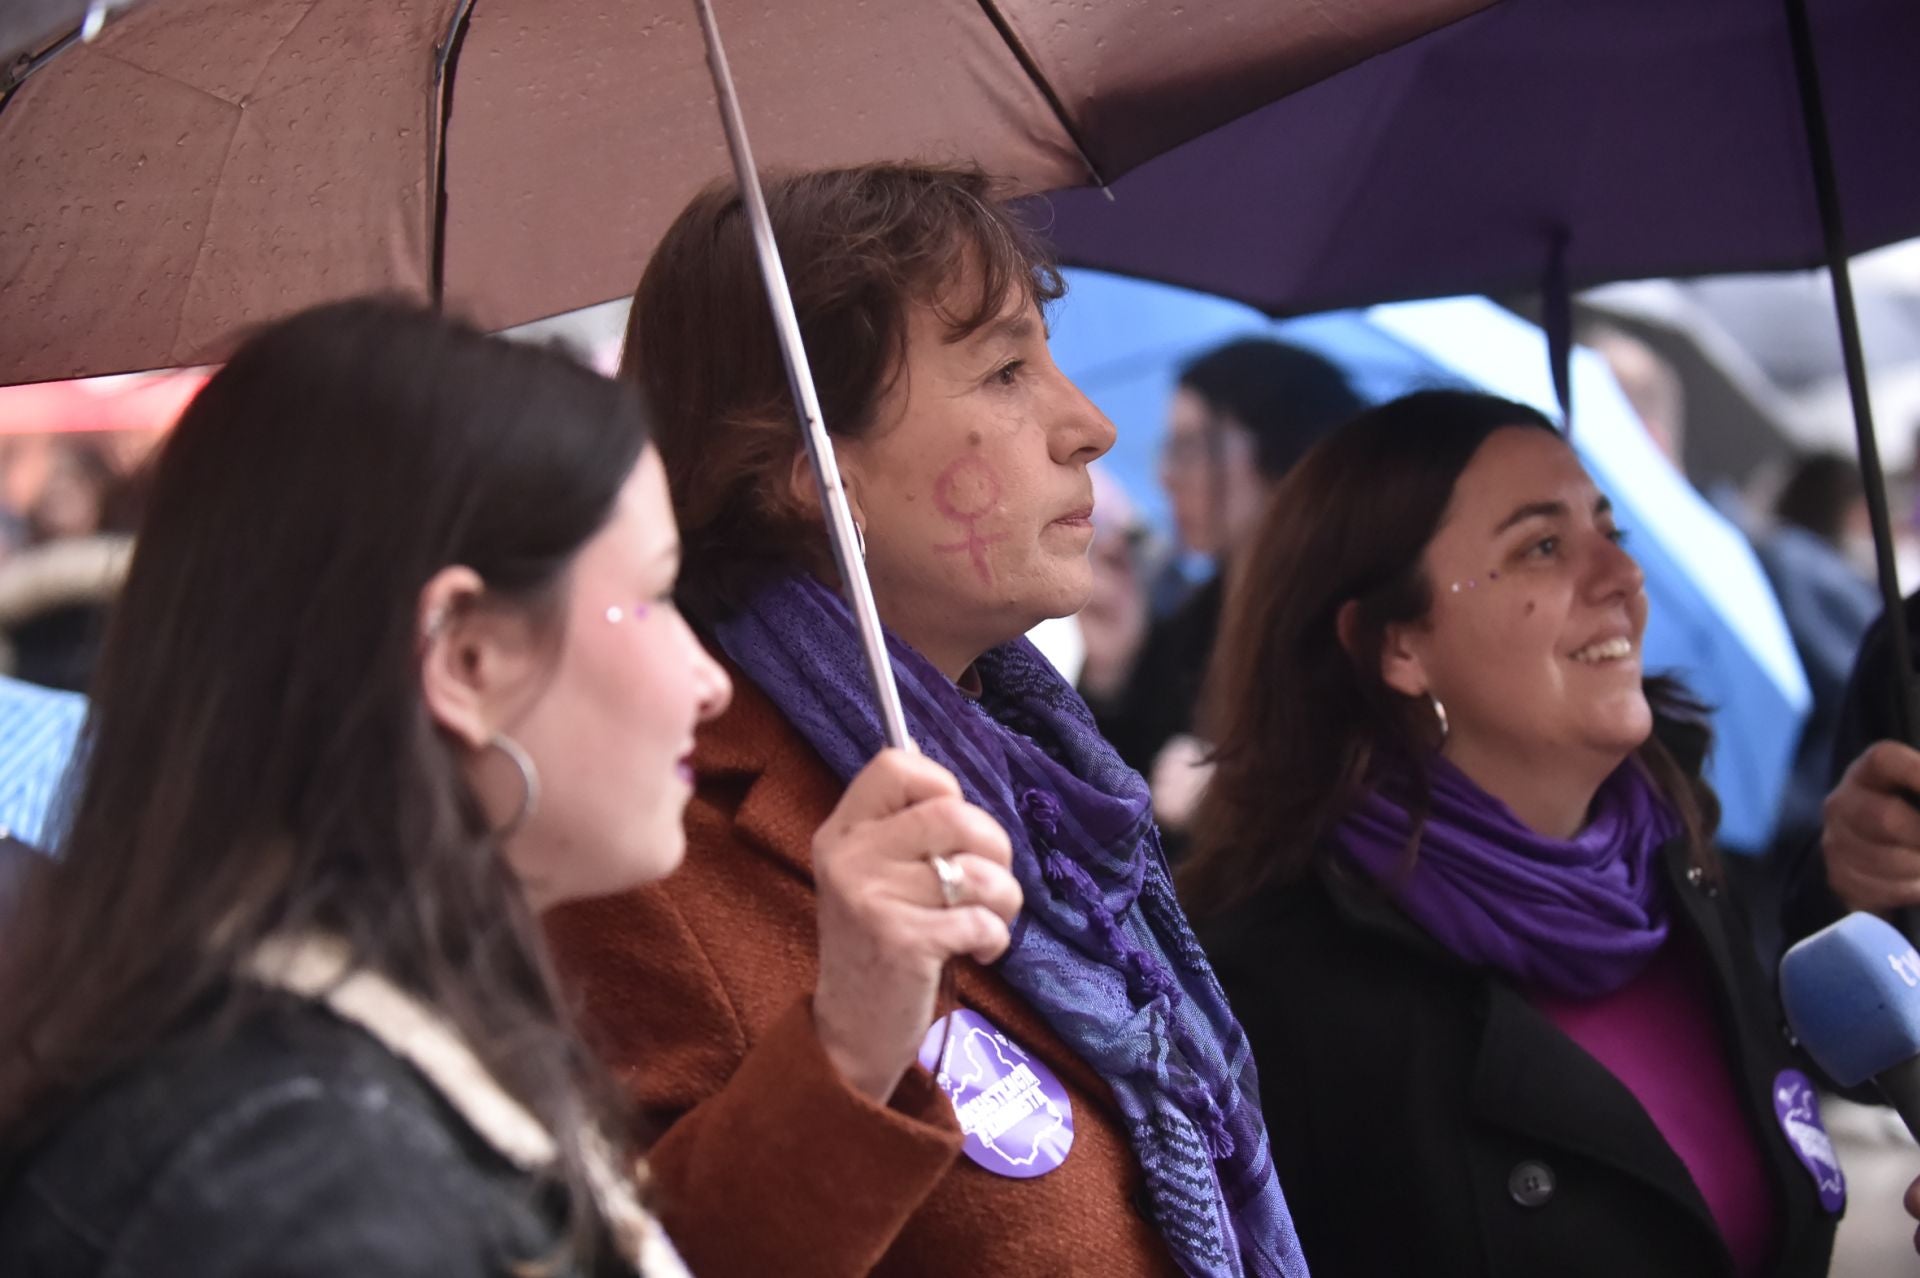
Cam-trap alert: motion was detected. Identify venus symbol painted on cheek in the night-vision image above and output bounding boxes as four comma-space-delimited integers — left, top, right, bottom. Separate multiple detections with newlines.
931, 456, 1008, 585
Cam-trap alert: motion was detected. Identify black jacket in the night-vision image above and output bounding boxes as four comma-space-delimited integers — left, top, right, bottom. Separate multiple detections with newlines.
1204, 844, 1840, 1278
1781, 589, 1920, 953
0, 986, 665, 1277
1088, 573, 1224, 778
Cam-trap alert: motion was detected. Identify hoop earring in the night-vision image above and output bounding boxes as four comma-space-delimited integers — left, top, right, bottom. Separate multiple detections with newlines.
486, 733, 540, 839
1428, 692, 1449, 745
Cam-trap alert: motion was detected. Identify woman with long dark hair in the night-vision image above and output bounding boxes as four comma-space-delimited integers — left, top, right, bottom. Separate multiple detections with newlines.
1185, 391, 1840, 1277
0, 300, 724, 1275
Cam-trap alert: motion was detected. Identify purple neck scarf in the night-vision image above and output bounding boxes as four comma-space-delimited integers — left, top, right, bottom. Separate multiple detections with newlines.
1336, 757, 1682, 999
713, 574, 1306, 1278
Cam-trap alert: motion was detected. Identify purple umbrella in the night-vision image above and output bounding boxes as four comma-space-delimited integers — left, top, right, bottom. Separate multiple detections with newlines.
1039, 0, 1920, 744
1037, 0, 1920, 318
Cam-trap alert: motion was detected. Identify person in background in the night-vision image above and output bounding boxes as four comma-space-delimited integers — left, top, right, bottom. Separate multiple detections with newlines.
1186, 389, 1839, 1277
1087, 337, 1363, 835
0, 672, 85, 851
0, 439, 139, 692
1073, 465, 1156, 710
545, 164, 1307, 1278
1749, 453, 1880, 958
1588, 324, 1687, 469
0, 300, 748, 1275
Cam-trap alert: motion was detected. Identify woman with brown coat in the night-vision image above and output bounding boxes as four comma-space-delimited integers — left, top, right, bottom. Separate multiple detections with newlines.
544, 164, 1306, 1278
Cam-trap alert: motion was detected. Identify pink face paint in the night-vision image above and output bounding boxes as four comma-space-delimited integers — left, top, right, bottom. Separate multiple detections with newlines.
931, 456, 1008, 585
605, 602, 653, 625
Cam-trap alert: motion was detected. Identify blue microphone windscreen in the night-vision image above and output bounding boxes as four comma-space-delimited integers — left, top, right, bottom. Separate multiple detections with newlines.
1780, 912, 1920, 1087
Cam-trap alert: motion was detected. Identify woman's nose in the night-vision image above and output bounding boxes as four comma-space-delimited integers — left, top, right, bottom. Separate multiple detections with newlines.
688, 633, 733, 722
1053, 376, 1116, 465
1586, 531, 1645, 601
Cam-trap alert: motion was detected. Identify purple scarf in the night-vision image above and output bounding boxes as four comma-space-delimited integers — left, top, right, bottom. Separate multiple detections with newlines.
1336, 757, 1682, 999
713, 574, 1306, 1278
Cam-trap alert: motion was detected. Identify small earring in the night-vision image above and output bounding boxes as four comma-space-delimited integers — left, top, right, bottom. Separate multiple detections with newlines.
1428, 692, 1449, 745
853, 520, 868, 562
486, 733, 540, 839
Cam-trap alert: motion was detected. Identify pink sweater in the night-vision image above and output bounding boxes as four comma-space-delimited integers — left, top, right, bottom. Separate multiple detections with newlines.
1532, 937, 1779, 1277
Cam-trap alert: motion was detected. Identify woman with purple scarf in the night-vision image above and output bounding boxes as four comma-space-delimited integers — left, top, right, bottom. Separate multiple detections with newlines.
1184, 391, 1840, 1278
543, 164, 1306, 1278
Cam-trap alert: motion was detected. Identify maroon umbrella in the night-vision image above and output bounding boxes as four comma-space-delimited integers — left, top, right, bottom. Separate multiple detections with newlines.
0, 0, 1490, 386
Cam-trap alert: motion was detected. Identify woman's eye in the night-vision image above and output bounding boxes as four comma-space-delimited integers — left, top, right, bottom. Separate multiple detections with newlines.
1526, 535, 1560, 559
1607, 527, 1631, 546
991, 359, 1025, 387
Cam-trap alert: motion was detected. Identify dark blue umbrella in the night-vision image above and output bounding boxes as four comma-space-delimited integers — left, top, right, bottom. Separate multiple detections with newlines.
1038, 0, 1920, 751
1038, 0, 1920, 319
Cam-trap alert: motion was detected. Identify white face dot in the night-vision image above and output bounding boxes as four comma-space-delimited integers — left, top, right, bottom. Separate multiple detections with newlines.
605, 605, 625, 624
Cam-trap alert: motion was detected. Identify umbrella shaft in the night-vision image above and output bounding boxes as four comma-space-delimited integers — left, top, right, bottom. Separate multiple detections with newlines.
691, 0, 912, 753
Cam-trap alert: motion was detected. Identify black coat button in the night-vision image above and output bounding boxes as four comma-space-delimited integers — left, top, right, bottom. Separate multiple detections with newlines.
1508, 1160, 1556, 1208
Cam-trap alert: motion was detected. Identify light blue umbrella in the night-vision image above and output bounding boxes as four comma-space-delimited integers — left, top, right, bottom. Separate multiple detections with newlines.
1050, 269, 1808, 852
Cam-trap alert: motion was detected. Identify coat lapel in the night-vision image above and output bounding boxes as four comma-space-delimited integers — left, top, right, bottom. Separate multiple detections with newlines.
1469, 981, 1724, 1242
1321, 855, 1730, 1250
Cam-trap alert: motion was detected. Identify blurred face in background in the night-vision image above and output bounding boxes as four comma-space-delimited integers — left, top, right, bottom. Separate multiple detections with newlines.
1160, 387, 1270, 560
31, 444, 111, 541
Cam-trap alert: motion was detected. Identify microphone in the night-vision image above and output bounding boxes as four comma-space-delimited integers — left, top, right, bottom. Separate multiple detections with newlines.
1780, 911, 1920, 1140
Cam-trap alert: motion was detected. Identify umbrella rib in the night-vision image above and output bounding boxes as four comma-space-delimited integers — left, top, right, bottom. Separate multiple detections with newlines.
972, 1, 1106, 189
429, 0, 477, 308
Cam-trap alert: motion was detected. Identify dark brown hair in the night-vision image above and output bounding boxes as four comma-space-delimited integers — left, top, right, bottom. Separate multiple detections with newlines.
1181, 390, 1716, 921
0, 300, 649, 1264
626, 162, 1063, 622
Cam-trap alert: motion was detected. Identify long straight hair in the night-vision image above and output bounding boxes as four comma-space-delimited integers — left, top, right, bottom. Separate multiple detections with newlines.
1181, 390, 1715, 922
0, 300, 651, 1264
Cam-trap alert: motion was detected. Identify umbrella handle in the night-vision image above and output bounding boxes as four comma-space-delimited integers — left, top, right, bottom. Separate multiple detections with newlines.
690, 0, 913, 753
1781, 0, 1920, 945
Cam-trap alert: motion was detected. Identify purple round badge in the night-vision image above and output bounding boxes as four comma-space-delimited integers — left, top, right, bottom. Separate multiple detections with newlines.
917, 1008, 1074, 1178
1773, 1069, 1845, 1213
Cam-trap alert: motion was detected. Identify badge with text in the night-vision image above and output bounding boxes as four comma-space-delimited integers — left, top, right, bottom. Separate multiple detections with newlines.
918, 1008, 1073, 1178
1773, 1069, 1846, 1213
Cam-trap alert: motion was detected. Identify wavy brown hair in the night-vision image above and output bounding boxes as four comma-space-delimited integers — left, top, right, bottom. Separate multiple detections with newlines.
1180, 390, 1716, 922
0, 300, 649, 1267
626, 162, 1064, 623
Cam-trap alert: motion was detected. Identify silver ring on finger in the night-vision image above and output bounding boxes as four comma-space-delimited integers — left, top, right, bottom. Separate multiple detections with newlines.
928, 852, 964, 909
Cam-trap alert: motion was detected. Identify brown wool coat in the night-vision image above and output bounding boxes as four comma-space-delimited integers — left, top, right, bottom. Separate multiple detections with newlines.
545, 671, 1181, 1278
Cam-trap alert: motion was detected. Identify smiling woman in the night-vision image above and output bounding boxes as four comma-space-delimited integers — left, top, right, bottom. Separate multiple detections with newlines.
1183, 390, 1841, 1278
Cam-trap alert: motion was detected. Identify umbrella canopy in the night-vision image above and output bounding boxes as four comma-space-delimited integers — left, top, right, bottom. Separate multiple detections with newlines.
1036, 0, 1920, 318
0, 368, 207, 435
0, 0, 1490, 385
1047, 270, 1808, 852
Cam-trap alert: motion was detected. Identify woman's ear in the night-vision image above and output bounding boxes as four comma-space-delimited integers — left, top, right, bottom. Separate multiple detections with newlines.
418, 566, 537, 748
786, 448, 866, 535
1376, 618, 1429, 700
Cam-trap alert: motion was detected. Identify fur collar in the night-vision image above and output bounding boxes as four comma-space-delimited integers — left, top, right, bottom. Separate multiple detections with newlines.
246, 933, 688, 1277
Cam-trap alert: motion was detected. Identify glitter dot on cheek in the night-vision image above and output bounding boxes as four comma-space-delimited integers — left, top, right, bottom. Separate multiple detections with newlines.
605, 606, 624, 624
